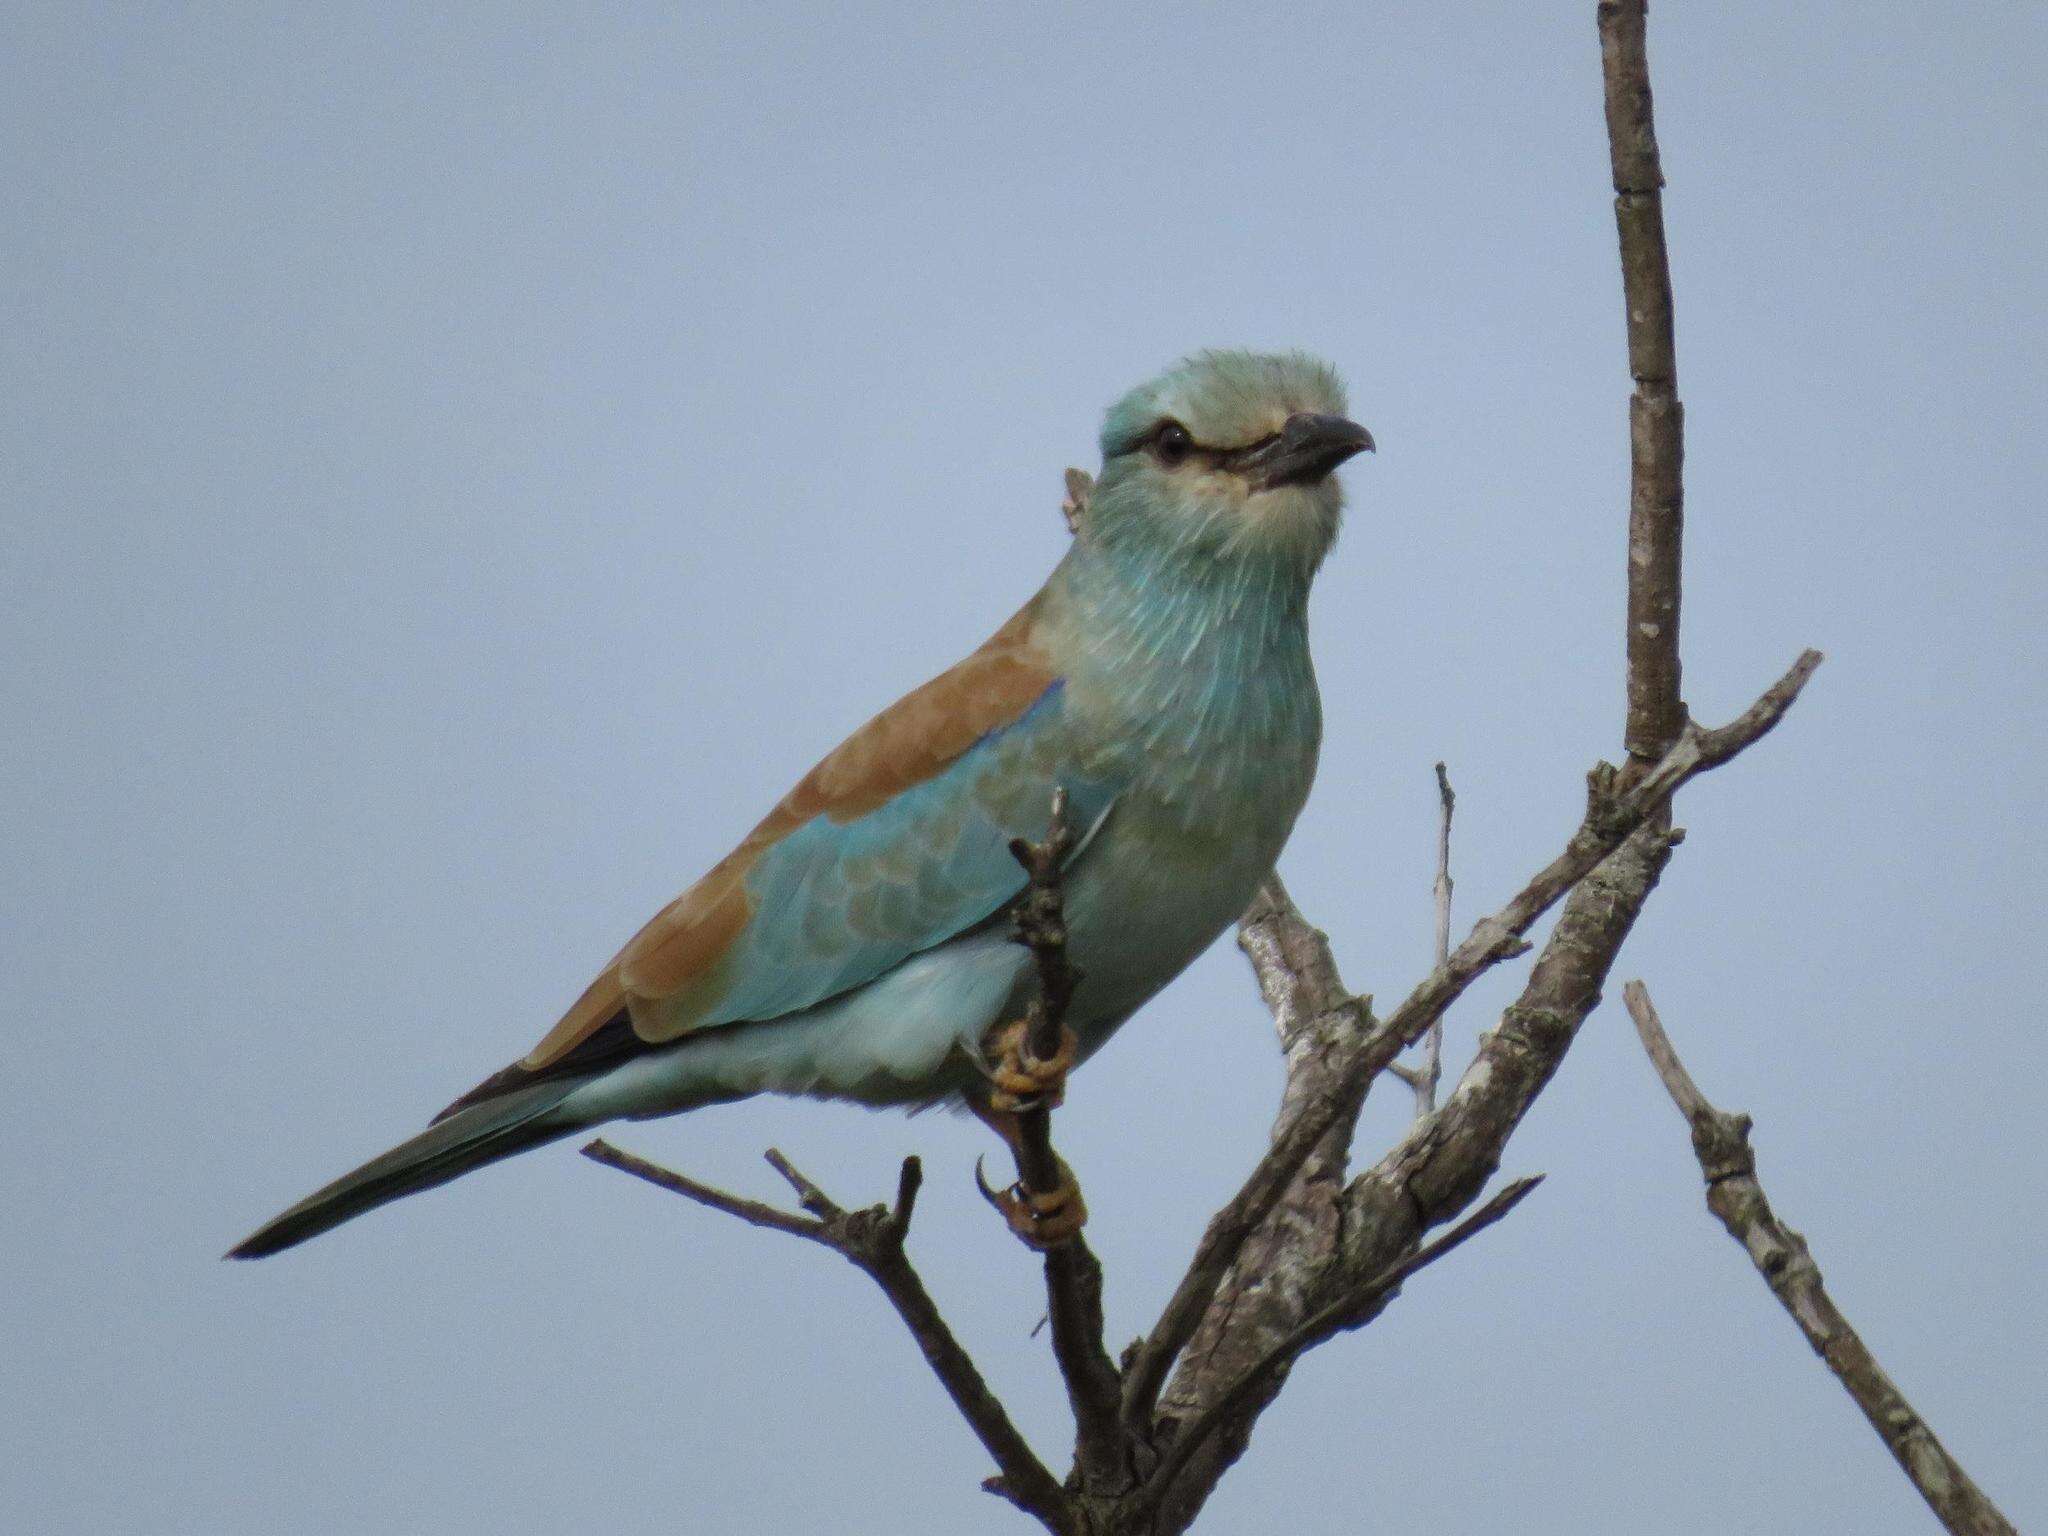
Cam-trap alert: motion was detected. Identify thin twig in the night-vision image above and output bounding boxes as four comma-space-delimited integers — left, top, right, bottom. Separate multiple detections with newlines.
583, 1138, 827, 1242
1411, 763, 1457, 1115
764, 1145, 843, 1221
581, 1139, 1072, 1530
1622, 985, 2018, 1536
1120, 648, 1820, 1434
1132, 1176, 1543, 1522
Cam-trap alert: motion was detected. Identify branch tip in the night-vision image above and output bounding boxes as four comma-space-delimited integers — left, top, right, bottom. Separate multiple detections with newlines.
892, 1155, 923, 1233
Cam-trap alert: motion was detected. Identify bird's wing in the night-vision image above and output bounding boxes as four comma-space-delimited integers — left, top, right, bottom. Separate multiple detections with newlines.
517, 592, 1112, 1075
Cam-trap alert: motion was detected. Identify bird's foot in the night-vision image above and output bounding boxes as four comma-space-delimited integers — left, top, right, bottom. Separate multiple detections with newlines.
983, 1017, 1077, 1113
976, 1155, 1088, 1251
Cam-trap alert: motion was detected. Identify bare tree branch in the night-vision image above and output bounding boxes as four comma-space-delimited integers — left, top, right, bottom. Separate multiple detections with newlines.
582, 1139, 1073, 1531
1120, 647, 1819, 1440
583, 1137, 830, 1242
1621, 984, 2019, 1536
1130, 1174, 1543, 1525
1000, 790, 1129, 1493
1138, 876, 1377, 1493
1146, 823, 1682, 1530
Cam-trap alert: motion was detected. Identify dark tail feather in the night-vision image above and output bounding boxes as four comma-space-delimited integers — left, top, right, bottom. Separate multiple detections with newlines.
226, 1079, 587, 1260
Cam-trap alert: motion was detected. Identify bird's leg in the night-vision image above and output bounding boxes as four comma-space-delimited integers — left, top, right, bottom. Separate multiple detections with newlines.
969, 1100, 1088, 1250
982, 1015, 1078, 1113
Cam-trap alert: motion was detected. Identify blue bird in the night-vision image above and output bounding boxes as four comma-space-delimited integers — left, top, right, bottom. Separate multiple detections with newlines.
230, 350, 1372, 1258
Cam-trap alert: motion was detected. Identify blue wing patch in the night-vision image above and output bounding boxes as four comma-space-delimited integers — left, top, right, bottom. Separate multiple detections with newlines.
698, 682, 1120, 1027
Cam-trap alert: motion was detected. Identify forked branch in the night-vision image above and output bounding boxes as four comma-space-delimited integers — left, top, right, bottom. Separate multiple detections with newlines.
1121, 646, 1820, 1435
1129, 1173, 1542, 1524
581, 1139, 1071, 1529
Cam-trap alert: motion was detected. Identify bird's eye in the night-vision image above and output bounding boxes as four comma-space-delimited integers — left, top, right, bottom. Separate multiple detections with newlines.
1152, 421, 1194, 467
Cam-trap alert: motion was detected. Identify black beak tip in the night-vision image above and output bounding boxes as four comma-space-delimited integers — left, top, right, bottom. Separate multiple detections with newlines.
1326, 417, 1374, 459
1285, 411, 1374, 457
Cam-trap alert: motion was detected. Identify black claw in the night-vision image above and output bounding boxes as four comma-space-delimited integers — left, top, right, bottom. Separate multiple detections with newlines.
973, 1155, 1016, 1213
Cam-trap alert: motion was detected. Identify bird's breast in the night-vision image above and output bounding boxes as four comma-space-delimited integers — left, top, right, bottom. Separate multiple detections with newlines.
1050, 615, 1322, 1037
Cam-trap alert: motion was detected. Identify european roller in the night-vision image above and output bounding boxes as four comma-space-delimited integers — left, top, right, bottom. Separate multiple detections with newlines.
231, 350, 1372, 1259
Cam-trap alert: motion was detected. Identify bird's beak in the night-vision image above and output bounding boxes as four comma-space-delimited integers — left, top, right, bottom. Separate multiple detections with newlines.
1237, 412, 1376, 491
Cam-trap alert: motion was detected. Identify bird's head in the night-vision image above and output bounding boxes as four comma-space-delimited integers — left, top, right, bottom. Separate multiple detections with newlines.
1085, 350, 1371, 582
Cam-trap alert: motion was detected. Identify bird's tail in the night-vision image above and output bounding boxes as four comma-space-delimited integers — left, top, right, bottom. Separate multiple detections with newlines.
226, 1078, 589, 1260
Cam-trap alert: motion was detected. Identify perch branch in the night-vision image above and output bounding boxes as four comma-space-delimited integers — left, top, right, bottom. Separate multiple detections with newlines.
1003, 787, 1082, 1198
581, 1139, 1072, 1530
1000, 789, 1128, 1491
1621, 984, 2018, 1536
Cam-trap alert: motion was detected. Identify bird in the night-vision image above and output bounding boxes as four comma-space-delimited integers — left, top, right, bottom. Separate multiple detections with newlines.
229, 350, 1373, 1259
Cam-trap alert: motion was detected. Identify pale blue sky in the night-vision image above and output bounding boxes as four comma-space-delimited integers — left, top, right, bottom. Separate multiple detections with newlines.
3, 4, 2042, 1533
